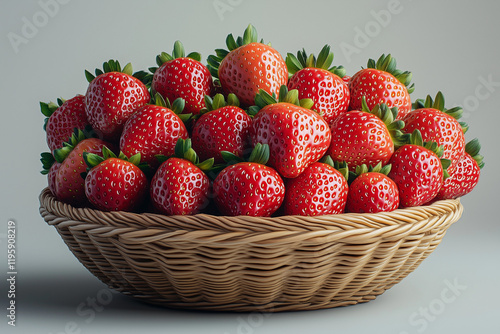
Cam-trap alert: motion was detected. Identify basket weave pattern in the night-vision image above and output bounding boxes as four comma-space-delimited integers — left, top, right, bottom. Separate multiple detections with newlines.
39, 188, 463, 312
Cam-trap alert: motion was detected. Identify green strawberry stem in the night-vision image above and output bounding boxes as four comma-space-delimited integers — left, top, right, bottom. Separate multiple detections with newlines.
412, 91, 466, 125
361, 97, 406, 148
149, 40, 202, 74
320, 156, 350, 182
367, 54, 415, 93
157, 138, 214, 171
207, 24, 267, 79
151, 93, 192, 123
40, 152, 55, 175
286, 44, 346, 78
53, 128, 88, 163
248, 85, 314, 116
199, 93, 240, 116
465, 138, 485, 169
40, 98, 68, 131
406, 129, 451, 179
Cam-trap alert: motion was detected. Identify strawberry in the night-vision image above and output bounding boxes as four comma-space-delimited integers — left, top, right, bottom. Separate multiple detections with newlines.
388, 130, 450, 207
327, 100, 406, 171
85, 60, 150, 141
403, 92, 467, 171
284, 158, 349, 216
40, 152, 60, 197
119, 95, 189, 169
42, 130, 115, 206
213, 144, 285, 216
286, 45, 350, 126
249, 86, 331, 178
151, 41, 213, 115
207, 24, 288, 107
41, 95, 90, 153
83, 149, 148, 212
349, 54, 414, 120
150, 139, 213, 215
191, 94, 252, 164
346, 163, 399, 213
436, 138, 484, 200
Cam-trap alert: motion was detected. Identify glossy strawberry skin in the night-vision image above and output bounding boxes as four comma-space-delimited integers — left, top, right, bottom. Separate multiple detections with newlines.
46, 95, 89, 153
287, 68, 350, 126
388, 144, 444, 207
152, 57, 213, 115
150, 158, 210, 215
435, 153, 480, 200
327, 110, 394, 171
346, 172, 399, 213
119, 105, 189, 169
284, 162, 348, 216
85, 72, 149, 141
251, 103, 331, 178
403, 108, 465, 170
191, 106, 252, 164
349, 69, 411, 120
84, 158, 148, 212
219, 43, 288, 107
213, 162, 285, 216
47, 162, 61, 197
55, 138, 114, 207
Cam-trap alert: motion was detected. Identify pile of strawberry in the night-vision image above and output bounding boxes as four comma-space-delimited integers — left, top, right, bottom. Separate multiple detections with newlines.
40, 25, 484, 217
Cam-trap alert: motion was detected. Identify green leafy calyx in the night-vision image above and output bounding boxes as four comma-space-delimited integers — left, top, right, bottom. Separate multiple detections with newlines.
367, 54, 415, 93
286, 44, 346, 78
361, 97, 406, 147
85, 59, 139, 83
248, 85, 314, 116
465, 138, 485, 169
157, 138, 214, 171
207, 24, 268, 79
412, 91, 464, 120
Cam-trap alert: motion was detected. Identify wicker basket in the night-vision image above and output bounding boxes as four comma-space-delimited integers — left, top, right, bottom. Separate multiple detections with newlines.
39, 187, 463, 312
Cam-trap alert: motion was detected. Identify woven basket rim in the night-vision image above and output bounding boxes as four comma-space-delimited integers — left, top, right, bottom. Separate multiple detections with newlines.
39, 187, 462, 235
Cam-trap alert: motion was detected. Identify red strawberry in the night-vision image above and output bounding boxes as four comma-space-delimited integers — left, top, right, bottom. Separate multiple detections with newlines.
150, 139, 212, 215
327, 101, 405, 171
250, 87, 331, 178
286, 45, 350, 126
191, 94, 252, 164
388, 130, 449, 207
119, 96, 189, 169
49, 130, 114, 206
40, 152, 60, 197
436, 139, 484, 200
84, 149, 148, 212
41, 95, 89, 153
403, 92, 466, 171
349, 54, 414, 120
346, 163, 399, 213
284, 159, 349, 216
207, 24, 288, 107
213, 144, 285, 216
151, 41, 213, 115
85, 60, 150, 141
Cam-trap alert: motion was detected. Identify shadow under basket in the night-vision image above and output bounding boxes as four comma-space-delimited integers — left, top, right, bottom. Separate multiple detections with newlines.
39, 188, 463, 312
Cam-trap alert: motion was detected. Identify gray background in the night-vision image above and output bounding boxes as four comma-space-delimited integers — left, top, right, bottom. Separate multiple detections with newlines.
1, 0, 499, 333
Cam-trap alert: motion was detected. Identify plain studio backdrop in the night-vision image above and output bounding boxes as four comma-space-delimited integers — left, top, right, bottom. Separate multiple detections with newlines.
1, 0, 499, 333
